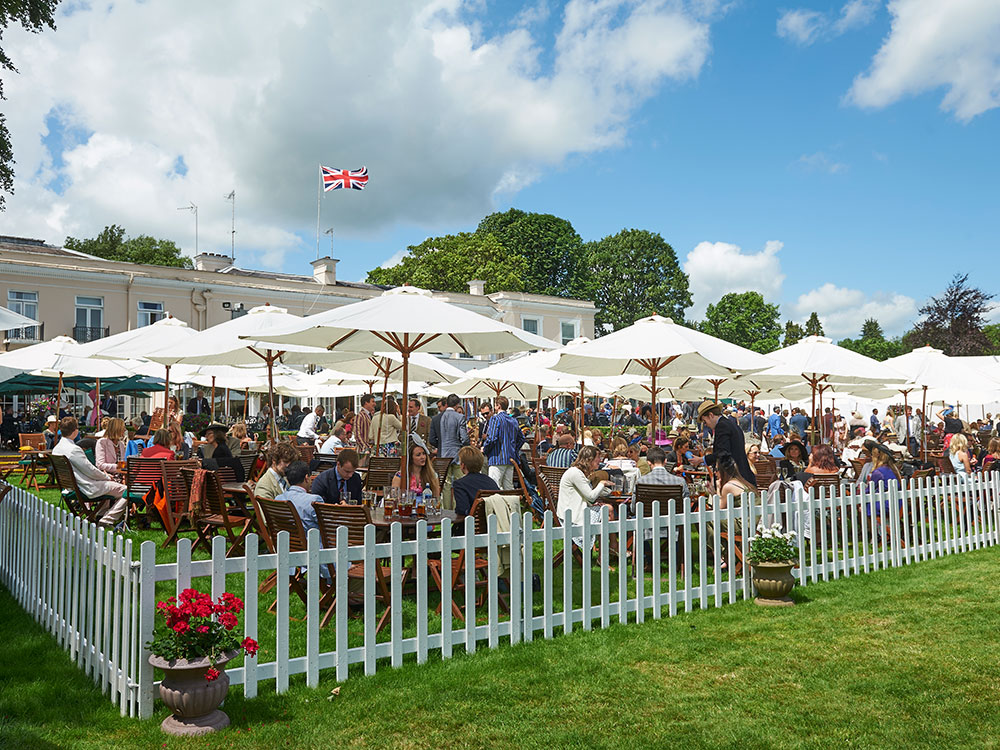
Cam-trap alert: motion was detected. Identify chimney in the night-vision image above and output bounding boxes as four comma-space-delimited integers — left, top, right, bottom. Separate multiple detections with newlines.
311, 256, 339, 285
193, 252, 233, 272
467, 279, 486, 296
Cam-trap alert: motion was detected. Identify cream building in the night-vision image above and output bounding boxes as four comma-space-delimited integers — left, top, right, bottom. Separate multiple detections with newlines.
0, 235, 595, 360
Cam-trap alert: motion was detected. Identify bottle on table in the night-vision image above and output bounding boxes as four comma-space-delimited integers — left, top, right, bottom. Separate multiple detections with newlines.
419, 483, 432, 516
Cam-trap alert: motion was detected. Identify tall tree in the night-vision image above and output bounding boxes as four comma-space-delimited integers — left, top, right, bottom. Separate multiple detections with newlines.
782, 320, 805, 347
700, 291, 782, 353
65, 225, 193, 268
984, 323, 1000, 355
584, 228, 692, 334
475, 209, 587, 298
838, 318, 903, 361
366, 232, 526, 293
804, 312, 824, 337
0, 0, 60, 210
908, 274, 996, 355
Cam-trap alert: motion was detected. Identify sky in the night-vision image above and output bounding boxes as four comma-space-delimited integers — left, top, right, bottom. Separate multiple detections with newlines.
2, 0, 999, 340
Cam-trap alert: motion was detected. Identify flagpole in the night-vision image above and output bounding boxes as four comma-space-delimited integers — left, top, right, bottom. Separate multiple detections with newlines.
316, 165, 322, 260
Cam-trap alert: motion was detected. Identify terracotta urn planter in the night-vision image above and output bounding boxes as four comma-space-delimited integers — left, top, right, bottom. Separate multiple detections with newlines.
751, 561, 796, 607
149, 649, 239, 736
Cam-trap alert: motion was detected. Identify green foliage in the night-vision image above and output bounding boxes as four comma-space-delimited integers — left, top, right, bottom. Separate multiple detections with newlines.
584, 228, 692, 333
782, 320, 805, 347
984, 324, 1000, 355
0, 0, 60, 210
699, 291, 781, 353
366, 232, 526, 293
907, 274, 996, 356
65, 224, 193, 268
838, 317, 904, 361
747, 523, 798, 564
476, 208, 587, 298
147, 589, 256, 663
804, 312, 824, 337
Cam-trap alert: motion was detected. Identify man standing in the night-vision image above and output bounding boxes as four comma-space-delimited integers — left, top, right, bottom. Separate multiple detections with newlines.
789, 408, 809, 439
478, 402, 492, 442
52, 417, 128, 527
767, 407, 784, 439
297, 405, 324, 446
406, 398, 431, 447
481, 396, 523, 490
355, 394, 376, 453
311, 449, 363, 504
428, 397, 448, 455
438, 394, 470, 510
697, 401, 755, 486
894, 406, 920, 456
870, 409, 881, 434
187, 389, 210, 416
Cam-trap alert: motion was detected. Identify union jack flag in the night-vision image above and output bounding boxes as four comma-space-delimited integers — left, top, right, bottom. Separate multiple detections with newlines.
321, 165, 368, 192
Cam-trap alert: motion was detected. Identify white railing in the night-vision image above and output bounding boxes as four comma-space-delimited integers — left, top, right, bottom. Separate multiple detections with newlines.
1, 473, 997, 721
0, 483, 143, 716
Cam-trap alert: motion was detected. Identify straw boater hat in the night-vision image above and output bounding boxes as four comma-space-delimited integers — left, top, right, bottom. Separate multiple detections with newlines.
696, 400, 723, 420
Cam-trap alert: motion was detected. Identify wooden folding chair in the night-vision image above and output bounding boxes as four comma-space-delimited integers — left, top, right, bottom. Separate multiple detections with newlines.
160, 459, 201, 547
18, 432, 45, 449
754, 459, 777, 491
363, 456, 400, 491
252, 496, 312, 611
312, 502, 410, 633
50, 454, 109, 523
236, 452, 257, 482
181, 468, 253, 558
124, 456, 166, 527
631, 484, 685, 569
432, 457, 452, 488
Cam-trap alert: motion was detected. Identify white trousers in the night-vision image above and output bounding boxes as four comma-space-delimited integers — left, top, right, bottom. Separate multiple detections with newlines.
488, 464, 514, 490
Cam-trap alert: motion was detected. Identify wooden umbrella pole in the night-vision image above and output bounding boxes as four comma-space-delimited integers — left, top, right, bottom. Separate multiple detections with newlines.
818, 386, 825, 444
210, 376, 216, 422
649, 366, 659, 441
748, 390, 757, 437
164, 365, 171, 423
225, 387, 230, 419
243, 388, 248, 421
95, 377, 101, 427
400, 334, 411, 488
579, 381, 585, 440
266, 352, 279, 443
55, 371, 63, 419
903, 389, 911, 448
809, 378, 817, 446
534, 384, 542, 454
921, 385, 928, 461
374, 365, 390, 455
612, 394, 619, 439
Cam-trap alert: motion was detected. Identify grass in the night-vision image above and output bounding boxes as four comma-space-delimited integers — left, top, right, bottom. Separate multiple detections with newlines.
3, 537, 1000, 748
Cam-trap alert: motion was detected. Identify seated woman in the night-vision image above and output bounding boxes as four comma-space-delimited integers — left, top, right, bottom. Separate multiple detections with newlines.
745, 442, 761, 476
793, 444, 840, 485
779, 440, 808, 478
168, 422, 191, 460
667, 437, 696, 472
981, 438, 1000, 472
228, 422, 251, 451
141, 429, 175, 460
706, 452, 754, 567
866, 444, 901, 491
391, 442, 440, 498
556, 446, 613, 533
95, 418, 128, 474
949, 433, 974, 477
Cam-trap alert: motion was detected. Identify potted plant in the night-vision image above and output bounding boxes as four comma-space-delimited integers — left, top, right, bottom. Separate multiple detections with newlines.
147, 589, 258, 736
747, 523, 798, 607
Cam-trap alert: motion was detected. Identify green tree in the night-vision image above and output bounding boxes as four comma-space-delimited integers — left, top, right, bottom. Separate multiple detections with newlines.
583, 228, 691, 334
699, 291, 782, 353
475, 209, 587, 298
838, 318, 903, 361
366, 232, 526, 293
0, 0, 60, 211
804, 312, 824, 337
908, 274, 996, 355
65, 224, 193, 268
782, 320, 805, 347
984, 323, 1000, 355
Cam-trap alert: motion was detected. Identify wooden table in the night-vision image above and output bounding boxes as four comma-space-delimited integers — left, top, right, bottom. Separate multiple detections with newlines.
21, 450, 55, 493
370, 507, 458, 530
222, 481, 249, 497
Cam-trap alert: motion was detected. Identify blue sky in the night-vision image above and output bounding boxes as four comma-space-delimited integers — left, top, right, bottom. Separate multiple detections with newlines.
5, 1, 999, 339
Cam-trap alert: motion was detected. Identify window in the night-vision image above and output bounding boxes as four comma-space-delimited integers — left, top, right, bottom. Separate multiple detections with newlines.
137, 301, 164, 327
6, 290, 40, 340
560, 319, 580, 345
230, 303, 248, 320
74, 296, 104, 341
521, 317, 540, 336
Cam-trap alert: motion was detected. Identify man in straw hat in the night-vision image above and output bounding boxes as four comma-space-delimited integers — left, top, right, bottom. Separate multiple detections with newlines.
697, 400, 756, 486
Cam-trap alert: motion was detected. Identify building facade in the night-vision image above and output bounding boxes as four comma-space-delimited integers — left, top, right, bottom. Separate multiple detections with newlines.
0, 236, 595, 361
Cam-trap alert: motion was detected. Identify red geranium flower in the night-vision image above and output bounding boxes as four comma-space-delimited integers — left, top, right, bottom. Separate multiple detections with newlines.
241, 637, 258, 656
205, 667, 220, 682
196, 625, 210, 634
218, 612, 238, 631
171, 620, 189, 634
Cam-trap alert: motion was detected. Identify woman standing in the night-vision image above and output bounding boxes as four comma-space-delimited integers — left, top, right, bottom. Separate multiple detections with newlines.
369, 399, 403, 457
95, 418, 127, 474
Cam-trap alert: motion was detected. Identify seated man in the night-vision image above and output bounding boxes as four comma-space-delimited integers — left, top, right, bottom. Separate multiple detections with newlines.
536, 424, 554, 455
274, 461, 321, 534
545, 433, 578, 468
769, 433, 786, 458
319, 426, 347, 455
452, 446, 499, 517
311, 449, 363, 504
254, 442, 299, 500
52, 417, 128, 527
636, 446, 689, 500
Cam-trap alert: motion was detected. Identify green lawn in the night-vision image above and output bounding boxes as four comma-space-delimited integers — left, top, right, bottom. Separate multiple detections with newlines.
3, 540, 999, 748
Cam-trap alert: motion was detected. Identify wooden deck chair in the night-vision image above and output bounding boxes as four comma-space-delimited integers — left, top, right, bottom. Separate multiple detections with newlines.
754, 459, 778, 491
124, 456, 166, 528
534, 465, 584, 568
181, 468, 253, 558
631, 484, 686, 571
312, 502, 410, 633
363, 456, 400, 491
18, 432, 45, 449
252, 495, 312, 611
236, 452, 257, 483
49, 454, 109, 523
426, 493, 495, 623
160, 459, 201, 547
432, 457, 452, 488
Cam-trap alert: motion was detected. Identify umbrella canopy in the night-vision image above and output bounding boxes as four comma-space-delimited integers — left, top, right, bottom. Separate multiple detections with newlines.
884, 347, 1000, 405
0, 307, 40, 330
77, 314, 197, 359
312, 351, 465, 384
749, 336, 904, 387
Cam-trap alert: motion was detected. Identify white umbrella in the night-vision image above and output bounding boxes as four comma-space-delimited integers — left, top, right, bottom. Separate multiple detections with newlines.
0, 335, 84, 414
248, 285, 558, 476
0, 307, 40, 330
550, 315, 775, 436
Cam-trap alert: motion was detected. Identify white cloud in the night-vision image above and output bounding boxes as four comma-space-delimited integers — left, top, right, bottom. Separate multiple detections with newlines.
1, 0, 714, 269
848, 0, 1000, 121
795, 151, 848, 174
791, 283, 917, 339
777, 0, 879, 45
683, 240, 786, 319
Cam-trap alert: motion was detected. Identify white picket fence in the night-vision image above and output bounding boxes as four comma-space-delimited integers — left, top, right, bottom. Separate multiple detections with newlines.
1, 473, 997, 720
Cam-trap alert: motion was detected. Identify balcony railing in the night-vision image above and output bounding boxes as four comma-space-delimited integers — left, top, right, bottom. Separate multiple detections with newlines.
3, 322, 44, 344
72, 325, 109, 343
